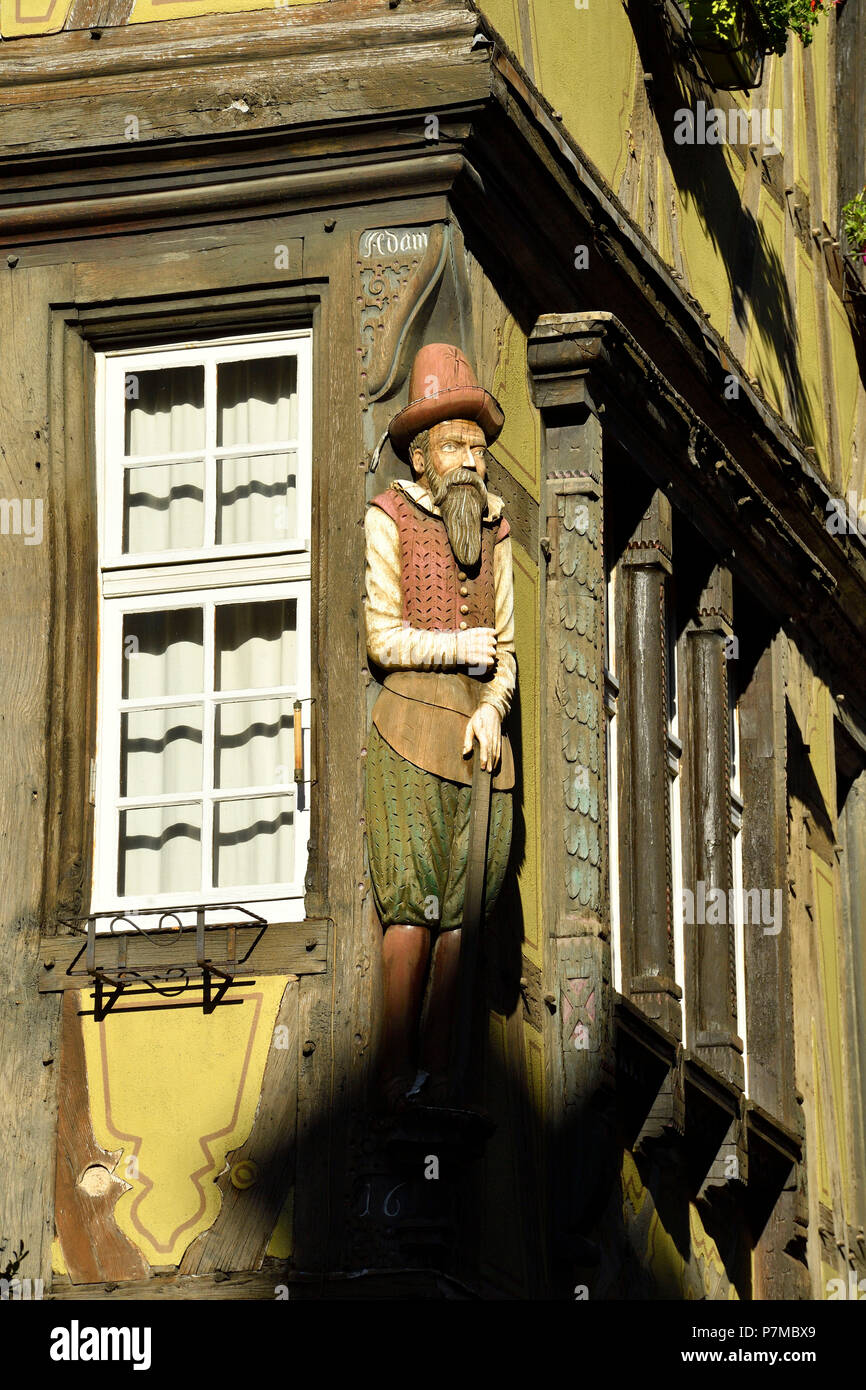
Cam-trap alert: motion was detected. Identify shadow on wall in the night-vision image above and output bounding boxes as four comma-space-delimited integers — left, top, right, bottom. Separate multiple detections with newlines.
625, 0, 816, 447
160, 743, 757, 1300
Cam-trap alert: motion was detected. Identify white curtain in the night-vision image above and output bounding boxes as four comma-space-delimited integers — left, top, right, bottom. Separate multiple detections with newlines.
217, 357, 298, 545
125, 365, 205, 554
117, 353, 300, 898
118, 600, 297, 898
122, 355, 299, 552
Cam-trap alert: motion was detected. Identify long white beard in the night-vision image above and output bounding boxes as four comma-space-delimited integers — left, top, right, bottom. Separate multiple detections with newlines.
424, 460, 488, 568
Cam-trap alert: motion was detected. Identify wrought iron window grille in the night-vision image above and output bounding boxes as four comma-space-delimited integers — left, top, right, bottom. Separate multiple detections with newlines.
57, 905, 268, 1019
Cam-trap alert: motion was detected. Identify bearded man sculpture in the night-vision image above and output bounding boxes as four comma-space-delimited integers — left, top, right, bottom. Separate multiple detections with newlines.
364, 344, 516, 1110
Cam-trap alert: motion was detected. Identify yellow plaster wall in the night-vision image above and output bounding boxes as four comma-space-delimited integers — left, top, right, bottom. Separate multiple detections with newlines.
813, 854, 848, 1206
812, 1023, 833, 1207
829, 291, 863, 491
491, 316, 542, 502
490, 312, 542, 968
477, 1, 861, 487
620, 1151, 738, 1298
0, 0, 321, 36
80, 976, 289, 1266
681, 144, 745, 339
0, 0, 71, 36
527, 0, 637, 195
795, 241, 828, 454
745, 190, 789, 419
476, 0, 524, 66
130, 0, 314, 20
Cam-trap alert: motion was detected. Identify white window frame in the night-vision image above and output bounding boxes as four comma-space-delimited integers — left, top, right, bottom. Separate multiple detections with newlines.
92, 330, 313, 927
99, 333, 312, 569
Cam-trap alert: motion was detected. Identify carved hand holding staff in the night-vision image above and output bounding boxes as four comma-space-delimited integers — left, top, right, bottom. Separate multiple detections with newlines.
364, 344, 516, 1111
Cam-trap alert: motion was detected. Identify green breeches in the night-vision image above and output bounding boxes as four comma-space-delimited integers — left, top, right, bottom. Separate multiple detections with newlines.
364, 723, 513, 931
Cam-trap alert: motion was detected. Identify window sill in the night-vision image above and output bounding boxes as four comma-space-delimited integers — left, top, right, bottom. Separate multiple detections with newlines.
38, 916, 329, 996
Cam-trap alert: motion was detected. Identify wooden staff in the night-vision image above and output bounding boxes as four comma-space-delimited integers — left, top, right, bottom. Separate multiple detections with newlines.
449, 738, 493, 1105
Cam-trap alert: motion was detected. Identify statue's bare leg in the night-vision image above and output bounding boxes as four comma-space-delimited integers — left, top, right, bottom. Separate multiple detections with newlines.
419, 928, 462, 1103
379, 923, 430, 1109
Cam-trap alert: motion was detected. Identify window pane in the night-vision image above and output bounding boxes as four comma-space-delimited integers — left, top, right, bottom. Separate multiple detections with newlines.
216, 452, 297, 545
214, 698, 295, 790
125, 365, 205, 456
213, 795, 293, 888
121, 705, 204, 797
215, 599, 296, 692
118, 802, 202, 896
122, 609, 204, 699
217, 356, 297, 447
123, 460, 205, 554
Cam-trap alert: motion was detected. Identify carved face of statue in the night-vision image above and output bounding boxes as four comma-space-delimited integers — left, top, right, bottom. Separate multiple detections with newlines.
410, 419, 489, 568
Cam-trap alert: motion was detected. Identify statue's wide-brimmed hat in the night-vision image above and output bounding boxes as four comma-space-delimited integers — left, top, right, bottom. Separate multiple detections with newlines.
388, 343, 505, 458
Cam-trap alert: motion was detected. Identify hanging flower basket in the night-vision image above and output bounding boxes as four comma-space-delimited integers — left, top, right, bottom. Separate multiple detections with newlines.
684, 0, 769, 90
842, 190, 866, 266
841, 190, 866, 305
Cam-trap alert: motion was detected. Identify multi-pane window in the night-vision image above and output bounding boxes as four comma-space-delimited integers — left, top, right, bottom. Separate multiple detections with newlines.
92, 333, 313, 924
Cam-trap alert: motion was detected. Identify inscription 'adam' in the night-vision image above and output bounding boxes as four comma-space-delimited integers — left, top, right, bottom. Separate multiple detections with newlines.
360, 229, 429, 258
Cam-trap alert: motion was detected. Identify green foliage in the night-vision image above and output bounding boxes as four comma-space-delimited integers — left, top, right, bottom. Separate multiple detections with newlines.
685, 0, 832, 56
686, 0, 742, 44
753, 0, 797, 53
842, 191, 866, 257
775, 0, 831, 48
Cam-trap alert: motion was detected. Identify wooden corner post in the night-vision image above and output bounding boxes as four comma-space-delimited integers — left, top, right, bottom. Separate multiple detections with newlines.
528, 315, 615, 1283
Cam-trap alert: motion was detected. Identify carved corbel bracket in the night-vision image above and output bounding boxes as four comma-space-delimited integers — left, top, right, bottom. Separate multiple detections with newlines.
357, 223, 449, 409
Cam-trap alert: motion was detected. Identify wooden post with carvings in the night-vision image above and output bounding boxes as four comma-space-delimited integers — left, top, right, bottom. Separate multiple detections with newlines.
528, 315, 615, 1283
617, 491, 681, 1038
682, 566, 743, 1090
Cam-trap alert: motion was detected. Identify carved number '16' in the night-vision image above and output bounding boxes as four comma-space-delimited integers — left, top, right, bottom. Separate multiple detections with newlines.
358, 1181, 407, 1219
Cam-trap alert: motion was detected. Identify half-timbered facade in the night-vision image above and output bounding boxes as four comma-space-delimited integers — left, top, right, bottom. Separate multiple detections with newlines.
1, 0, 864, 1301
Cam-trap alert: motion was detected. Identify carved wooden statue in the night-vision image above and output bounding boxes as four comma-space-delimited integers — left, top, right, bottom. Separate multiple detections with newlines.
364, 343, 516, 1110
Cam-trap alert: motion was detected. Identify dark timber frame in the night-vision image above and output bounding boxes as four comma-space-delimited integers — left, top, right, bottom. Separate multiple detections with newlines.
0, 0, 862, 1297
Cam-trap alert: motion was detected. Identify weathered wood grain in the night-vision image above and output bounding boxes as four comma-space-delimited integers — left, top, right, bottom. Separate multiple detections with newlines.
683, 568, 741, 1085
40, 310, 96, 934
0, 265, 75, 1288
49, 1260, 472, 1299
65, 0, 135, 29
179, 979, 299, 1275
0, 155, 466, 242
54, 993, 149, 1284
2, 0, 472, 83
38, 920, 328, 993
617, 489, 680, 1036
